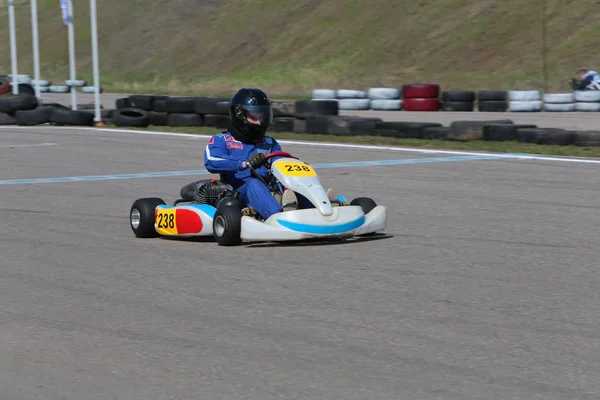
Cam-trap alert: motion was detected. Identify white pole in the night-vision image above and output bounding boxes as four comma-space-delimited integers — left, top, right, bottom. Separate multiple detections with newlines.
30, 0, 41, 102
8, 0, 19, 94
67, 0, 77, 110
90, 0, 101, 124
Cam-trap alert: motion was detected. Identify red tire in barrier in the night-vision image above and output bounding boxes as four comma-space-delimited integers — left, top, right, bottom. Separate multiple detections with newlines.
402, 98, 440, 111
402, 84, 440, 99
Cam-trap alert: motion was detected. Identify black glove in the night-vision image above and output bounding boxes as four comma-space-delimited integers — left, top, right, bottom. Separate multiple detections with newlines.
246, 153, 265, 169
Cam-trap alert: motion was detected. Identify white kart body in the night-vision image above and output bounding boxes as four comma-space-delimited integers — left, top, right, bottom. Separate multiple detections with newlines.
239, 157, 386, 241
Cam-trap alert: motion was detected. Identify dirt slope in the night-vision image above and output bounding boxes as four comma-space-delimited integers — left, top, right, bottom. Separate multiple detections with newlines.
1, 0, 599, 96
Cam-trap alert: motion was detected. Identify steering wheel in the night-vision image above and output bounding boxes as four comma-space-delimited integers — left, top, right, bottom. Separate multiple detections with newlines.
264, 151, 296, 162
249, 151, 297, 187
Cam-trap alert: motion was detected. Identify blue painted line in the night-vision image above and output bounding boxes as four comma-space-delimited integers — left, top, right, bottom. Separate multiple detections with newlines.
0, 155, 500, 186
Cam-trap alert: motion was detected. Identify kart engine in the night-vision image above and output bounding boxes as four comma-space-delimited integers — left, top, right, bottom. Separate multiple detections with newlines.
193, 180, 234, 206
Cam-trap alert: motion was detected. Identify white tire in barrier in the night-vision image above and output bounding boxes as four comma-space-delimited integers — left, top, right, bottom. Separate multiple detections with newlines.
81, 86, 103, 93
338, 99, 371, 110
336, 89, 368, 99
370, 99, 402, 110
574, 91, 600, 102
49, 85, 70, 93
367, 87, 401, 100
31, 80, 50, 87
543, 102, 576, 112
509, 100, 543, 112
312, 89, 337, 99
543, 93, 575, 103
508, 90, 541, 101
65, 79, 87, 87
9, 74, 32, 84
575, 102, 600, 111
38, 86, 50, 93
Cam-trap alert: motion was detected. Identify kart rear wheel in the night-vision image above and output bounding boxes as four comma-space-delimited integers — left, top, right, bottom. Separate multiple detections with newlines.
350, 197, 378, 236
213, 205, 242, 246
130, 197, 165, 238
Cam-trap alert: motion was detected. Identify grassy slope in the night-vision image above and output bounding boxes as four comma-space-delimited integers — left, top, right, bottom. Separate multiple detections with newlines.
1, 0, 600, 97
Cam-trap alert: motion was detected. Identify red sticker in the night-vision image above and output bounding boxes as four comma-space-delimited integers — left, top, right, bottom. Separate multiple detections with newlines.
227, 142, 243, 149
223, 134, 234, 141
175, 209, 204, 234
208, 137, 215, 145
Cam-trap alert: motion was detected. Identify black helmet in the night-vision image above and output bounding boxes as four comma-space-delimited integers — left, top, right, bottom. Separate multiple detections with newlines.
228, 88, 273, 143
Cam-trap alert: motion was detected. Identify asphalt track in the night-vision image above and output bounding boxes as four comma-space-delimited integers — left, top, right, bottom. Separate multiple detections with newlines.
2, 123, 600, 399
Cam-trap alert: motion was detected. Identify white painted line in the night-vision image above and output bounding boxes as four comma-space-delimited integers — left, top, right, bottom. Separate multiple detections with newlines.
1, 125, 600, 165
0, 142, 58, 148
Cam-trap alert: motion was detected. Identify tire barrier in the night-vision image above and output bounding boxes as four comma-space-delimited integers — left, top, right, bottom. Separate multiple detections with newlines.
3, 91, 600, 146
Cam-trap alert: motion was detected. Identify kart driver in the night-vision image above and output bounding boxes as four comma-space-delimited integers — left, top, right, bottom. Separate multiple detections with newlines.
203, 88, 338, 220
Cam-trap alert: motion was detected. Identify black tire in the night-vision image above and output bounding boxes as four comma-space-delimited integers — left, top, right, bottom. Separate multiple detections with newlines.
441, 101, 474, 111
447, 120, 513, 141
374, 121, 442, 139
15, 106, 55, 126
213, 205, 242, 246
204, 114, 230, 129
295, 100, 338, 118
483, 124, 537, 142
167, 113, 204, 127
478, 100, 508, 112
149, 111, 168, 126
165, 97, 198, 113
305, 115, 331, 134
112, 108, 150, 127
194, 97, 230, 114
130, 197, 165, 238
17, 84, 35, 96
573, 131, 600, 147
50, 108, 95, 126
0, 111, 17, 125
441, 91, 475, 102
350, 197, 378, 236
477, 91, 507, 101
215, 101, 230, 115
423, 126, 450, 140
115, 97, 130, 109
128, 95, 154, 111
270, 117, 295, 132
326, 116, 375, 135
152, 98, 168, 113
0, 93, 38, 114
350, 197, 377, 214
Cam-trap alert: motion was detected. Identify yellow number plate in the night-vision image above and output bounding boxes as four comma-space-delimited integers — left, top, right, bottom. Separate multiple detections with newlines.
155, 208, 177, 235
274, 161, 317, 177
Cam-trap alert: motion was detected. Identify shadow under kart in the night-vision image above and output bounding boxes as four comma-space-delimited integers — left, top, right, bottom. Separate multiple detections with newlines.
129, 151, 387, 246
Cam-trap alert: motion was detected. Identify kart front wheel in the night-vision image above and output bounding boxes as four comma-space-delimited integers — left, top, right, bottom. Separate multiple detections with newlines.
130, 197, 165, 238
350, 197, 377, 236
350, 197, 377, 214
213, 205, 242, 246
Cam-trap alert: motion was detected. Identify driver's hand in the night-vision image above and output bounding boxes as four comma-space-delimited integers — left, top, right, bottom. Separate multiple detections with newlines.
246, 153, 265, 169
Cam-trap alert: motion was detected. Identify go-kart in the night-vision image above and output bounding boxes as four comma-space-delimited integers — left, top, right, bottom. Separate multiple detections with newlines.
129, 151, 387, 246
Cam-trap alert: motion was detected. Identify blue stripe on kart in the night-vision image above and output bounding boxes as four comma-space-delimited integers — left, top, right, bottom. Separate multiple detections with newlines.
276, 215, 365, 235
185, 203, 217, 218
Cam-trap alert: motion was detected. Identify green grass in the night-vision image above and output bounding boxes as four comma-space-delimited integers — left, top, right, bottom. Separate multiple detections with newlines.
2, 0, 600, 97
109, 124, 600, 158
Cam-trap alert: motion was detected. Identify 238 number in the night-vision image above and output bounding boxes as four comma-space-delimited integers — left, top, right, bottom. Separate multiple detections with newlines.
157, 212, 175, 229
285, 164, 311, 172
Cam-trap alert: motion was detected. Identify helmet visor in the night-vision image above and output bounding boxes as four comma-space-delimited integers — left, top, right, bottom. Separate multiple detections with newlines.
241, 105, 272, 126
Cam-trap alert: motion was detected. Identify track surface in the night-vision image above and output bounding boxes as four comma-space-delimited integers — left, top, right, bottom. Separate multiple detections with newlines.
2, 126, 600, 399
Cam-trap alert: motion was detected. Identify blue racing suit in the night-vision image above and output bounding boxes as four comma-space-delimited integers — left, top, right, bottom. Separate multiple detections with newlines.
203, 131, 284, 219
